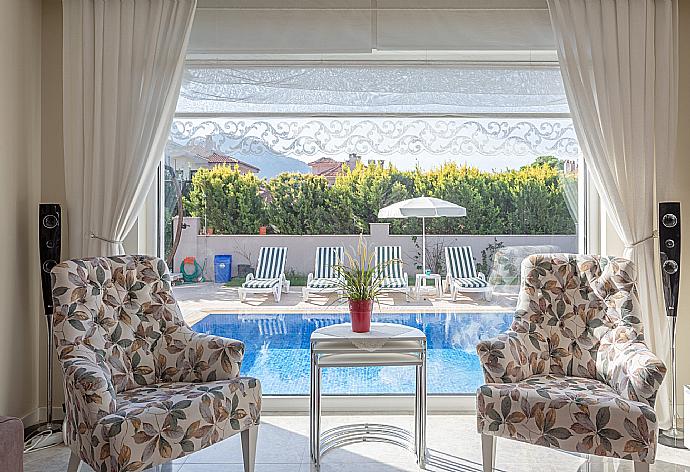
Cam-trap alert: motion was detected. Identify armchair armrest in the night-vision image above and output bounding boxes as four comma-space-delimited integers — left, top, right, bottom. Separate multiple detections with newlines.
159, 325, 245, 382
476, 331, 547, 383
598, 327, 666, 407
62, 355, 116, 426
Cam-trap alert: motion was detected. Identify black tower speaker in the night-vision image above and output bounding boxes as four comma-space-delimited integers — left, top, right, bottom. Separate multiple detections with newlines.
25, 204, 63, 444
38, 203, 61, 316
659, 201, 681, 317
658, 201, 685, 448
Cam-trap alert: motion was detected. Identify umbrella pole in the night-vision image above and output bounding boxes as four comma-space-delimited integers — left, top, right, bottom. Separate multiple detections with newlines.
422, 217, 426, 272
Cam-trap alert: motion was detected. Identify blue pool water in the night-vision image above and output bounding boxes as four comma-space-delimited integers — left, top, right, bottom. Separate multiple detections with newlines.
192, 312, 512, 395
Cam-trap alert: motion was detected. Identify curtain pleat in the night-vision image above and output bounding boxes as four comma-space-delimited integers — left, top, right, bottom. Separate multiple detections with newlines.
63, 0, 196, 257
547, 0, 678, 427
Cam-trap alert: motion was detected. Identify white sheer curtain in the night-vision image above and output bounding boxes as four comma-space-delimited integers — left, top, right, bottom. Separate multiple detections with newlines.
547, 0, 678, 427
63, 0, 196, 257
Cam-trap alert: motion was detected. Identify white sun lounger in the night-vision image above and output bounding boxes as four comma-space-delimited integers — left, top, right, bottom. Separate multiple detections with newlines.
239, 247, 289, 302
444, 246, 492, 301
302, 246, 344, 301
375, 245, 410, 298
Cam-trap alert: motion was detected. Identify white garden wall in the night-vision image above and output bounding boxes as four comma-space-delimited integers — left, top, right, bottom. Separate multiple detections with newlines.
172, 217, 577, 280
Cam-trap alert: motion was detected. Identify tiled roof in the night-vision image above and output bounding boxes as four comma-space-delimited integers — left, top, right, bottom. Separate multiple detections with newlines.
205, 152, 260, 172
316, 164, 344, 177
308, 157, 339, 167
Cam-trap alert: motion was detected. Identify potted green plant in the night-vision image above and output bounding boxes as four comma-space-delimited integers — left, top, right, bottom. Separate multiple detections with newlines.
333, 237, 390, 333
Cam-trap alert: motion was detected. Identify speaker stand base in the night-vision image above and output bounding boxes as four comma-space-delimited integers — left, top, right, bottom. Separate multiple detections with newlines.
24, 421, 63, 451
659, 427, 686, 449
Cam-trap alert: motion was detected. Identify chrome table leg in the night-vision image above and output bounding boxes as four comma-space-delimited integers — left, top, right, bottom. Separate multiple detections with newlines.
418, 340, 427, 467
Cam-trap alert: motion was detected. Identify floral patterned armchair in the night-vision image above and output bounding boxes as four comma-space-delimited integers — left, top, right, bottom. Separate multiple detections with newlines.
476, 254, 666, 472
52, 255, 262, 472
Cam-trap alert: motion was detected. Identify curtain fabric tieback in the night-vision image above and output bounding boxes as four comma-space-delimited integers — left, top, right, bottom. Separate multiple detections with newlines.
90, 232, 123, 245
625, 230, 658, 249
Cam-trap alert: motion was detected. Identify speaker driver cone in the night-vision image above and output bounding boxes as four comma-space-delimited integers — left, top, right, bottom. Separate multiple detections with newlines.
663, 259, 679, 275
42, 260, 56, 274
42, 214, 59, 229
663, 213, 679, 228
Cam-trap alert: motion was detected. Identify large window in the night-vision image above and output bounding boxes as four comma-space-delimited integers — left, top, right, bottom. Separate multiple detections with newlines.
162, 61, 582, 396
164, 63, 580, 278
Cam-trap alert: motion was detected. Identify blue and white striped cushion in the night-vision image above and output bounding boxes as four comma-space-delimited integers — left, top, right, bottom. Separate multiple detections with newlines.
380, 277, 407, 289
314, 247, 344, 279
453, 277, 488, 288
243, 278, 280, 289
255, 247, 287, 279
445, 246, 478, 279
308, 278, 339, 289
376, 246, 404, 280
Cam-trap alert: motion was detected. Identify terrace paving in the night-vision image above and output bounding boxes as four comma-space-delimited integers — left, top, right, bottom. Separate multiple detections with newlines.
173, 282, 517, 325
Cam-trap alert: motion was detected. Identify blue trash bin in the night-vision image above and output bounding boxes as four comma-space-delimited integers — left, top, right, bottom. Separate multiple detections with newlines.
214, 255, 232, 283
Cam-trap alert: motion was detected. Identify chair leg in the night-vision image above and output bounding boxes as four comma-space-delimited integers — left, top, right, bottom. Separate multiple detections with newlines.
481, 433, 495, 472
633, 462, 649, 472
67, 451, 81, 472
241, 425, 259, 472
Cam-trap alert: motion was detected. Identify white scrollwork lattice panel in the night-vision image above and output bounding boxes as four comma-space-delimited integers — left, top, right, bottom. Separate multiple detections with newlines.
168, 117, 580, 160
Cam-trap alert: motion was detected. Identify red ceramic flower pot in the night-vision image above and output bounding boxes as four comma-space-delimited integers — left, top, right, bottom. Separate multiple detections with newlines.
349, 299, 373, 333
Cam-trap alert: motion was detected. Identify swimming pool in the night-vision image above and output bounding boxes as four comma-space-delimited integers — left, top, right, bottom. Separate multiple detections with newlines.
192, 312, 513, 395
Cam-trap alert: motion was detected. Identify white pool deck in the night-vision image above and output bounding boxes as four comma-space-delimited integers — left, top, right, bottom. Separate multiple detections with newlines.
174, 282, 517, 325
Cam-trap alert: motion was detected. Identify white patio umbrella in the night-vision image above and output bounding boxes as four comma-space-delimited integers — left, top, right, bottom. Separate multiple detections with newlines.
377, 196, 466, 272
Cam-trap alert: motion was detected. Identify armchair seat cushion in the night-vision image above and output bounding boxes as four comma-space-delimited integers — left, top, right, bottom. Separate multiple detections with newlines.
477, 374, 658, 463
97, 377, 262, 469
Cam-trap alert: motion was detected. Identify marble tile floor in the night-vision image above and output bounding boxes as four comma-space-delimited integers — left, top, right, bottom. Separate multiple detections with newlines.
23, 414, 690, 472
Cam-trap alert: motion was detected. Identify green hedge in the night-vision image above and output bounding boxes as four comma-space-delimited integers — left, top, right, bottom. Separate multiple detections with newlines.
185, 166, 265, 234
184, 162, 576, 235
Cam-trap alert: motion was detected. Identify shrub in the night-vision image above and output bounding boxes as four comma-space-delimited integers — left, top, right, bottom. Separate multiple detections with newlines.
265, 173, 354, 234
184, 166, 265, 234
184, 160, 577, 236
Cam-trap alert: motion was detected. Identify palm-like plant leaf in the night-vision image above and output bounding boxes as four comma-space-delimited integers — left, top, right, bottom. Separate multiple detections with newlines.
333, 236, 399, 302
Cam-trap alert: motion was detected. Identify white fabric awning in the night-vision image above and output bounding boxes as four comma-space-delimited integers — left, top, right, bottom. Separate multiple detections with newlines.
177, 64, 569, 115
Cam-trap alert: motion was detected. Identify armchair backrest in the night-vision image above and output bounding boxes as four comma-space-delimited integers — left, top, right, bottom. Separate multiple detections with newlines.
51, 255, 183, 393
514, 253, 642, 379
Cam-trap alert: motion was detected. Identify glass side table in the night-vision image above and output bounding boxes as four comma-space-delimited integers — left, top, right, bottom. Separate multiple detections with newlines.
309, 322, 427, 467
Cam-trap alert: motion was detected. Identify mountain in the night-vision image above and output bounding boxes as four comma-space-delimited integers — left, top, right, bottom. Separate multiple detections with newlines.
214, 136, 310, 178
232, 150, 310, 179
